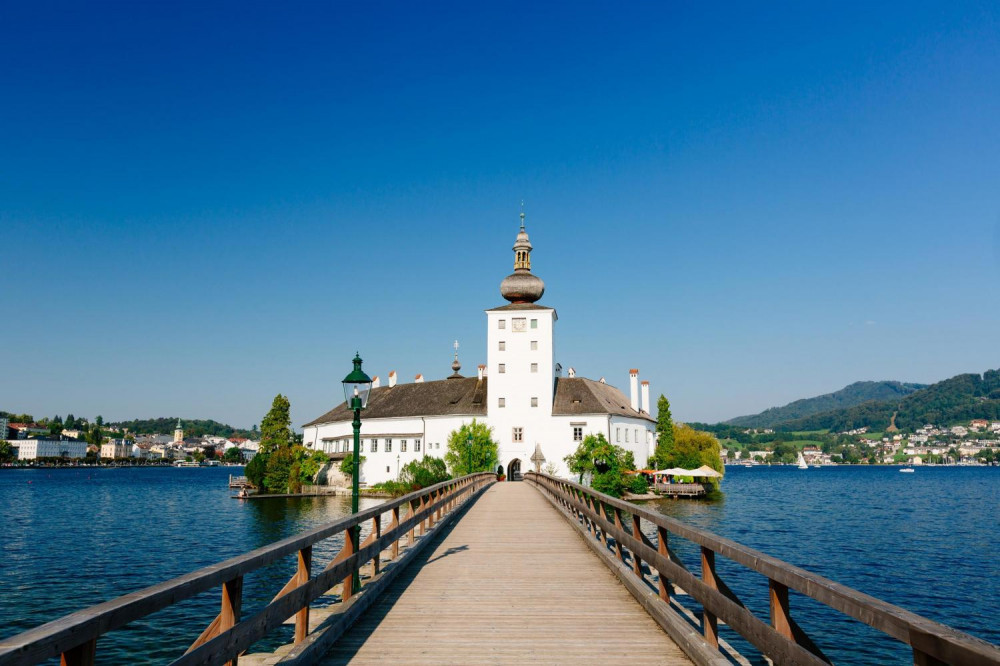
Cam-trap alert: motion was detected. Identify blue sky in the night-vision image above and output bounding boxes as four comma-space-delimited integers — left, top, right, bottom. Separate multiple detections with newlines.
2, 1, 999, 429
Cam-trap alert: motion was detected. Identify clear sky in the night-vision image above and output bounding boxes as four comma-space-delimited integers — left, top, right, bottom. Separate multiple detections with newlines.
2, 2, 999, 430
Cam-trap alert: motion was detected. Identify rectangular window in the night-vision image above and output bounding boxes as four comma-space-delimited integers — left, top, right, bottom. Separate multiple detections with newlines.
512, 427, 523, 442
371, 439, 378, 453
530, 340, 538, 351
415, 439, 421, 452
625, 429, 630, 443
401, 440, 407, 452
498, 397, 506, 408
530, 318, 538, 329
530, 363, 538, 373
499, 341, 505, 351
385, 439, 392, 453
531, 397, 538, 407
616, 428, 621, 443
573, 426, 583, 442
436, 442, 440, 449
498, 363, 506, 374
498, 319, 506, 329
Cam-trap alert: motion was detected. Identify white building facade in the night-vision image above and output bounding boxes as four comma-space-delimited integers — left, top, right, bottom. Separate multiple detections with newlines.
14, 440, 88, 460
302, 214, 656, 485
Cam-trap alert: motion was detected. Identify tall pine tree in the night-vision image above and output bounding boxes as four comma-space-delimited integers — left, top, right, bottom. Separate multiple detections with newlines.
653, 394, 675, 468
259, 394, 292, 455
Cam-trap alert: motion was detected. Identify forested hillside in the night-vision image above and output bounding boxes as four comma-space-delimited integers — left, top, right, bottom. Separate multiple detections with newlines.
110, 418, 256, 439
725, 381, 925, 428
776, 370, 1000, 432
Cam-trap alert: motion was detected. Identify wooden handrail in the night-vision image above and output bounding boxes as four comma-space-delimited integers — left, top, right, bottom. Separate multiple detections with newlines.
0, 473, 495, 666
525, 471, 1000, 666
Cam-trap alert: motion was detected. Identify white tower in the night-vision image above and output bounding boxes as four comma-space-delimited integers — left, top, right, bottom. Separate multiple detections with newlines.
486, 209, 557, 477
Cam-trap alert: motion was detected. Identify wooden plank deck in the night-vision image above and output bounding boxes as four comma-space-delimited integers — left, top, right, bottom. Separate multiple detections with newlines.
318, 481, 693, 665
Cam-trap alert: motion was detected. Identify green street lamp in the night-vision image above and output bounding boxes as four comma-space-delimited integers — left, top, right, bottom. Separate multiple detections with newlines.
342, 352, 372, 591
466, 433, 473, 475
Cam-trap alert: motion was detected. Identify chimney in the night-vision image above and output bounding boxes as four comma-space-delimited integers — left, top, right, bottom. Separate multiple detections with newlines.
629, 369, 639, 412
641, 380, 650, 414
477, 364, 486, 380
415, 374, 424, 383
371, 375, 381, 389
388, 370, 397, 388
568, 367, 576, 378
555, 363, 562, 377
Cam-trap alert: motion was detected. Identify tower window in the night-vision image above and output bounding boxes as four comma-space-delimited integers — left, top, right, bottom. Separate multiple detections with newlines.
530, 319, 538, 329
498, 397, 506, 408
530, 363, 538, 373
531, 397, 538, 407
512, 427, 523, 442
498, 319, 506, 329
530, 341, 537, 350
498, 363, 506, 374
499, 341, 505, 351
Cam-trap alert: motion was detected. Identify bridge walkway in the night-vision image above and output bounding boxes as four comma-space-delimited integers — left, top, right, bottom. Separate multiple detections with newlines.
317, 481, 692, 665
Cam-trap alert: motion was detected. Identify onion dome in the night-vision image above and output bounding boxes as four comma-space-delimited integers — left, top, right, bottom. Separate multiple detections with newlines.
500, 209, 545, 304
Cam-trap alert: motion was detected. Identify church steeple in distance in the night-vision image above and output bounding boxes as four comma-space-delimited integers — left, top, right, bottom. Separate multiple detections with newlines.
500, 205, 545, 304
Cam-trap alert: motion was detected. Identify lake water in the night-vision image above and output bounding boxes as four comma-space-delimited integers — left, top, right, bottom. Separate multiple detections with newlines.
639, 465, 1000, 664
0, 465, 997, 664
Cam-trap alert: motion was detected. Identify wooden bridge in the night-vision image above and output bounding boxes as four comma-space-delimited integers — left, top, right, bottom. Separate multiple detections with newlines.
1, 472, 999, 666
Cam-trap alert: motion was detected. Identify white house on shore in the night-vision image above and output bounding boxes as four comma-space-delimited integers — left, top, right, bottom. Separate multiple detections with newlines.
302, 213, 656, 485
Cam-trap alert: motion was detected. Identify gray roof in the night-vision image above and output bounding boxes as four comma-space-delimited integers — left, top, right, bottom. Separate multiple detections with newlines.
303, 377, 488, 427
485, 303, 556, 312
303, 374, 653, 428
552, 377, 654, 422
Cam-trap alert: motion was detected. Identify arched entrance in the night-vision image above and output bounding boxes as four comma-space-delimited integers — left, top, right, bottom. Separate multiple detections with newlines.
507, 458, 522, 481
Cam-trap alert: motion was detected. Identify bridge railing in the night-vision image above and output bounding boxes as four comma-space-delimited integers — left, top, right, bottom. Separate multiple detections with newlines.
0, 472, 495, 666
525, 471, 1000, 666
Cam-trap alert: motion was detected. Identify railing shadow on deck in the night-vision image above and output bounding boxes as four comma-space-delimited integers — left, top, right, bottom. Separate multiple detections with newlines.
525, 471, 1000, 666
0, 473, 496, 666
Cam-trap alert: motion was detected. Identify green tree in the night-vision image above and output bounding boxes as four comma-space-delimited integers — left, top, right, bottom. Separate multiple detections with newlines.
652, 395, 675, 468
667, 425, 725, 489
564, 433, 601, 482
259, 394, 292, 455
65, 414, 76, 430
265, 447, 295, 493
223, 446, 244, 463
48, 415, 63, 437
400, 456, 451, 489
245, 453, 267, 488
444, 420, 499, 476
298, 449, 330, 484
0, 440, 14, 463
96, 415, 104, 428
339, 452, 366, 477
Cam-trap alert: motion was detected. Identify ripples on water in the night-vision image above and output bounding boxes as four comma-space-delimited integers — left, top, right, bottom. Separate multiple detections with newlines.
0, 467, 383, 664
1, 466, 997, 664
638, 465, 1000, 664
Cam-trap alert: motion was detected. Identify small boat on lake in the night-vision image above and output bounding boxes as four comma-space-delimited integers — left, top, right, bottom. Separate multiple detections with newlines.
797, 452, 809, 470
900, 467, 915, 473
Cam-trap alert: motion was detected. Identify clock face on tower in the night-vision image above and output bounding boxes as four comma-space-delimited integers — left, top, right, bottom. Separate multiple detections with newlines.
512, 317, 527, 332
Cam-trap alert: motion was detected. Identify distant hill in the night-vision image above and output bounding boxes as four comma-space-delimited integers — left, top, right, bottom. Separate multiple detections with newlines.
774, 369, 1000, 432
109, 418, 256, 439
725, 381, 926, 429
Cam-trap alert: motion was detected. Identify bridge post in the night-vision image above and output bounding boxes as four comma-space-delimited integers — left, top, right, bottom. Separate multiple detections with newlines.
657, 526, 670, 602
701, 547, 719, 648
60, 638, 96, 666
295, 546, 312, 643
391, 506, 401, 559
631, 514, 643, 576
612, 509, 624, 562
769, 579, 793, 641
372, 515, 382, 576
220, 576, 243, 666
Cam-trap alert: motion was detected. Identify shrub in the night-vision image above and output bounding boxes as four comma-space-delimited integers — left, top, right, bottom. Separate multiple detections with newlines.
629, 474, 649, 494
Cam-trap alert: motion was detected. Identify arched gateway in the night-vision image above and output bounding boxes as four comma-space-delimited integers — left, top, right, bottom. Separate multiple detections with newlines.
506, 458, 522, 481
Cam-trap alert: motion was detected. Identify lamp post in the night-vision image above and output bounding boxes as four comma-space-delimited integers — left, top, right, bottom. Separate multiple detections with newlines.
466, 433, 473, 476
341, 353, 372, 592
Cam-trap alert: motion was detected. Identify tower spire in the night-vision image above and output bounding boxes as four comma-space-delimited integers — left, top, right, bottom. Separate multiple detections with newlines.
449, 339, 463, 378
499, 205, 545, 304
